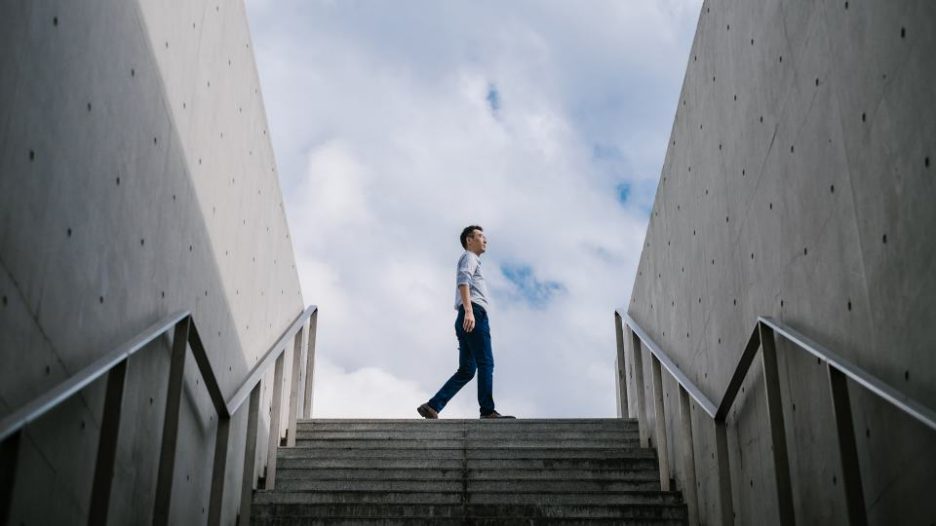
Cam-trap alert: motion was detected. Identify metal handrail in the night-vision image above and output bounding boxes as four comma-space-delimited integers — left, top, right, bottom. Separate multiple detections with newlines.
0, 311, 190, 443
0, 304, 319, 526
614, 309, 936, 526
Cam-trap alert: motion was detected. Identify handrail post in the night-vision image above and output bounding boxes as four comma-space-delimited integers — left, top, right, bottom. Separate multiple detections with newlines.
615, 357, 623, 418
614, 313, 629, 418
302, 311, 318, 419
827, 366, 868, 526
759, 323, 795, 525
89, 360, 128, 525
678, 386, 699, 525
630, 329, 650, 448
650, 355, 671, 491
237, 384, 262, 526
0, 430, 20, 525
265, 352, 286, 489
287, 329, 304, 447
714, 420, 734, 526
207, 413, 231, 526
154, 316, 190, 526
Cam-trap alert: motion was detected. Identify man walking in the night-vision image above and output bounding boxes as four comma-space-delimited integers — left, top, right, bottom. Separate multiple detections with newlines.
417, 225, 515, 419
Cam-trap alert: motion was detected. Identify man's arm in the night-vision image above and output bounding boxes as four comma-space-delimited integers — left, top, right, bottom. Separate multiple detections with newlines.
456, 253, 478, 332
459, 284, 475, 332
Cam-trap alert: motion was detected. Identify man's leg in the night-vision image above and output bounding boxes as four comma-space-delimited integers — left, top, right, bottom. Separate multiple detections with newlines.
469, 313, 495, 416
427, 336, 476, 413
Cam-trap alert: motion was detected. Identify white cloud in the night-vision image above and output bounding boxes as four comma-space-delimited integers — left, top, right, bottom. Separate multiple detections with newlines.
246, 0, 701, 418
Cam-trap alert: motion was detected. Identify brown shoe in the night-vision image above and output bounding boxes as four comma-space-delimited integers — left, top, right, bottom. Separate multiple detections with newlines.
417, 403, 439, 419
480, 410, 516, 419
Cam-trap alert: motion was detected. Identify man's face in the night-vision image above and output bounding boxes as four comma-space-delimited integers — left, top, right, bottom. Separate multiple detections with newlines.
468, 230, 487, 254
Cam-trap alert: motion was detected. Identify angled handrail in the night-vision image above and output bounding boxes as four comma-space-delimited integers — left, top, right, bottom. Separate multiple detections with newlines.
0, 311, 190, 443
614, 309, 936, 526
0, 304, 319, 526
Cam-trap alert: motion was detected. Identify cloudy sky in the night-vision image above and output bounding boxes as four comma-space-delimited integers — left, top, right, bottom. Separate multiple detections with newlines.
244, 1, 702, 419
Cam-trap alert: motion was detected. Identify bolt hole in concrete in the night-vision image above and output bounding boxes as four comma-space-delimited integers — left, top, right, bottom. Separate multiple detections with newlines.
901, 27, 906, 38
29, 149, 35, 161
53, 16, 58, 26
67, 228, 72, 237
847, 300, 852, 311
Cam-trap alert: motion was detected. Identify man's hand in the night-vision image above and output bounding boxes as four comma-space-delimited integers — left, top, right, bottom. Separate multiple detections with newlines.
463, 310, 476, 333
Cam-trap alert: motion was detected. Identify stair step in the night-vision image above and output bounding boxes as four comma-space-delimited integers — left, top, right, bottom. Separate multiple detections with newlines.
298, 422, 638, 433
253, 490, 683, 506
300, 418, 638, 424
251, 502, 687, 519
277, 457, 660, 470
295, 430, 639, 440
278, 447, 656, 460
251, 516, 687, 526
275, 467, 659, 481
272, 479, 661, 492
293, 439, 642, 449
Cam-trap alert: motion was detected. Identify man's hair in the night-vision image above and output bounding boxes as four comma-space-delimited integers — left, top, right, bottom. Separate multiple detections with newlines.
460, 225, 483, 249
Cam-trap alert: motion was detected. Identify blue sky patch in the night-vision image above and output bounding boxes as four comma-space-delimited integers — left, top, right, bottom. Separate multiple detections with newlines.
500, 263, 564, 308
486, 83, 501, 114
616, 182, 631, 204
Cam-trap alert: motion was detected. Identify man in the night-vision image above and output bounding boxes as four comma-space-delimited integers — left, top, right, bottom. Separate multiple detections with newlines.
417, 225, 515, 419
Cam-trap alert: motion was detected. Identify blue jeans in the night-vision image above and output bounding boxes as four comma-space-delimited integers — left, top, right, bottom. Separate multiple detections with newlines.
428, 302, 495, 416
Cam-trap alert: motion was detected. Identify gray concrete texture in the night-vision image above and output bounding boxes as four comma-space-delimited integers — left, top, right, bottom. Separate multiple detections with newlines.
626, 0, 935, 524
253, 418, 687, 524
1, 0, 304, 523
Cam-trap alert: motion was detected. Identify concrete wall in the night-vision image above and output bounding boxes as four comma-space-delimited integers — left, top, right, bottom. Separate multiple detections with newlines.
626, 0, 935, 524
0, 0, 303, 523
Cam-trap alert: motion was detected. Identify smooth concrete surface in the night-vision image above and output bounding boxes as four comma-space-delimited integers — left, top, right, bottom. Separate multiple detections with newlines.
0, 0, 302, 523
627, 1, 936, 524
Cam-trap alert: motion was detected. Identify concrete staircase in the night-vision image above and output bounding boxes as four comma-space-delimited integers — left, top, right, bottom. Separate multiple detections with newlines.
251, 418, 688, 525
